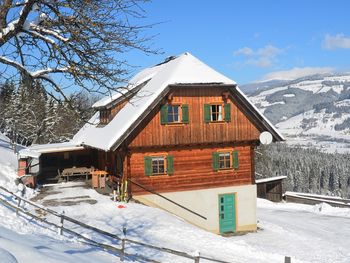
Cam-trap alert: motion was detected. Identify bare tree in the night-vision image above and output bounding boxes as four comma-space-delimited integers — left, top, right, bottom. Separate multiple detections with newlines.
0, 0, 156, 102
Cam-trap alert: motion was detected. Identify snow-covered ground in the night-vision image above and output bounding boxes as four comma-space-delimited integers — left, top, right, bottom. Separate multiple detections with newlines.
0, 135, 349, 263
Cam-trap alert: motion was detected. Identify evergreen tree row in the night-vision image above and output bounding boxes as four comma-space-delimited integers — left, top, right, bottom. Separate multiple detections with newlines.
0, 81, 95, 145
255, 143, 350, 198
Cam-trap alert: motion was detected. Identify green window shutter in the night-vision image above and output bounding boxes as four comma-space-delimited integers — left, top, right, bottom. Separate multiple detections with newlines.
212, 152, 219, 171
182, 104, 189, 123
224, 103, 231, 122
166, 155, 174, 175
232, 150, 239, 169
204, 104, 211, 123
160, 105, 168, 125
144, 156, 152, 176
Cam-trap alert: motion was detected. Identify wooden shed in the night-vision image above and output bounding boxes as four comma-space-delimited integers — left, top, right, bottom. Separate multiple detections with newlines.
256, 176, 287, 202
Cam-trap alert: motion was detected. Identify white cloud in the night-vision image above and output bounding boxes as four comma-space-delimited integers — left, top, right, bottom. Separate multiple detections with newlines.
323, 34, 350, 50
234, 47, 254, 56
247, 57, 273, 68
257, 45, 282, 58
262, 67, 334, 81
234, 44, 283, 68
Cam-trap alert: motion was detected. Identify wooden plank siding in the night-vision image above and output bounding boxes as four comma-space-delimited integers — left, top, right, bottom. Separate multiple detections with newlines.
127, 86, 261, 148
128, 145, 254, 195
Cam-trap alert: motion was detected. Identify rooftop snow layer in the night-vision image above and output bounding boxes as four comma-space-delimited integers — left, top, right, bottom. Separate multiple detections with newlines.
73, 52, 283, 151
19, 142, 84, 158
255, 176, 287, 184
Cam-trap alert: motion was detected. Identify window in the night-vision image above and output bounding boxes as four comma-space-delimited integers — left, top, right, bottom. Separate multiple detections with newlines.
212, 150, 239, 171
218, 152, 231, 169
144, 155, 174, 176
100, 109, 111, 125
211, 105, 223, 121
161, 104, 189, 124
167, 105, 180, 123
152, 157, 165, 174
204, 103, 231, 123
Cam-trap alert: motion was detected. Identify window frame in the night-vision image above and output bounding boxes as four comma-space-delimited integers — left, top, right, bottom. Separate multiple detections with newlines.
144, 154, 174, 176
212, 149, 239, 172
204, 103, 231, 123
210, 104, 224, 122
151, 156, 167, 175
161, 103, 189, 125
167, 104, 181, 124
99, 108, 111, 125
218, 152, 232, 170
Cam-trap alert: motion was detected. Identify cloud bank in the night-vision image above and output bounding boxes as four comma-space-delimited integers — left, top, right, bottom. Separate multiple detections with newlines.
323, 34, 350, 50
262, 67, 334, 81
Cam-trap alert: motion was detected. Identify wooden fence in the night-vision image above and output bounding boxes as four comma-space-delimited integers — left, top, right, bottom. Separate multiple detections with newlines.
0, 185, 232, 263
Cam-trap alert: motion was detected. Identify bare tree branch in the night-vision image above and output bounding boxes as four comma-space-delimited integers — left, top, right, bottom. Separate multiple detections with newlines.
0, 0, 158, 104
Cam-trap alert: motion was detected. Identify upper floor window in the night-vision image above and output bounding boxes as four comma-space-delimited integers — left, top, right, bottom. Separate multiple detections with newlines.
218, 152, 231, 169
168, 105, 180, 123
152, 157, 165, 174
144, 155, 174, 176
161, 104, 189, 125
204, 103, 231, 123
212, 150, 239, 171
211, 105, 223, 121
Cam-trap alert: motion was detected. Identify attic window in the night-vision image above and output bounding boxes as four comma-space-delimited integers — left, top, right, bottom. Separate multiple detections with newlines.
204, 103, 231, 123
167, 105, 180, 123
100, 109, 111, 125
211, 105, 223, 121
160, 104, 189, 124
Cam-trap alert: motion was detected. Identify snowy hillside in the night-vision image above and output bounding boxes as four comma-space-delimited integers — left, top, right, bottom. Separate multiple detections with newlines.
246, 73, 350, 152
1, 134, 350, 262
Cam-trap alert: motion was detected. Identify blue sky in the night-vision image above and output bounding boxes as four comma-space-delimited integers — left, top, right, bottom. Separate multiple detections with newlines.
126, 0, 350, 84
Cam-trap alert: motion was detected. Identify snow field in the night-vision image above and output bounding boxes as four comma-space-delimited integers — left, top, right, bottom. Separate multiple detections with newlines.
1, 132, 349, 262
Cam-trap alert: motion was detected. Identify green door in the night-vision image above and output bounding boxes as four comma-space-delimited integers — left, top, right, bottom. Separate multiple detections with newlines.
219, 193, 236, 233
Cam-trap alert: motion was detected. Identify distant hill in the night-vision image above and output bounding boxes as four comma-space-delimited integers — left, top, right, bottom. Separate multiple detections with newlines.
246, 73, 350, 153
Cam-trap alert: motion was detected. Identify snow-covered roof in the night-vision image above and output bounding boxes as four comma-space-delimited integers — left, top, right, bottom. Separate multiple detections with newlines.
73, 52, 284, 151
18, 142, 84, 158
255, 176, 287, 184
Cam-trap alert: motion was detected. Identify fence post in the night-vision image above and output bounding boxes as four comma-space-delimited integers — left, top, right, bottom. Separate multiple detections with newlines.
58, 211, 65, 235
194, 251, 200, 263
285, 256, 291, 263
16, 198, 21, 215
120, 227, 127, 262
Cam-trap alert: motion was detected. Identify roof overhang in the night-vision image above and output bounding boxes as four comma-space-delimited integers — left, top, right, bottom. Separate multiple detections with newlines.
255, 176, 287, 184
18, 142, 85, 158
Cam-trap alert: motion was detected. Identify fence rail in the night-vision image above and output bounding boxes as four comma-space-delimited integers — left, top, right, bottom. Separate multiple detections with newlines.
0, 185, 232, 263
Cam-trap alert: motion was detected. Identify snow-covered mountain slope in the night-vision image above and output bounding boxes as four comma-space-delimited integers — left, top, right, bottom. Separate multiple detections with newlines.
246, 73, 350, 152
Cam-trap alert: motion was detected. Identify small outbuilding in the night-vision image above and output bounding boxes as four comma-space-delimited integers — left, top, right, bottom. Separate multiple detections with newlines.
256, 176, 287, 202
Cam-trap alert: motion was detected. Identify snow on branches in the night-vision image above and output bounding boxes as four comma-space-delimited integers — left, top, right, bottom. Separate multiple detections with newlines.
0, 0, 155, 103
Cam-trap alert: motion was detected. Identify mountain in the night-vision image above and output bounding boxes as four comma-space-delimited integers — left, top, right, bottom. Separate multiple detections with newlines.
246, 73, 350, 153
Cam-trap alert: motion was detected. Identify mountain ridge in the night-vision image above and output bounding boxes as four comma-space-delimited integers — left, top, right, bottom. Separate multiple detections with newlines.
246, 72, 350, 153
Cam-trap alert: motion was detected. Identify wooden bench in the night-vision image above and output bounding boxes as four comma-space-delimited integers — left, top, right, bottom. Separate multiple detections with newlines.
59, 167, 94, 182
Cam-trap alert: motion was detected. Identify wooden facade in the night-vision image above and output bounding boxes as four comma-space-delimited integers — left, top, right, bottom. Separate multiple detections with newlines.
128, 145, 255, 195
127, 87, 261, 148
107, 85, 264, 196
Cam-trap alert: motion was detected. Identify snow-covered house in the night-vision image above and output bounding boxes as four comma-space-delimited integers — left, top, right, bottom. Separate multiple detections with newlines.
19, 52, 284, 234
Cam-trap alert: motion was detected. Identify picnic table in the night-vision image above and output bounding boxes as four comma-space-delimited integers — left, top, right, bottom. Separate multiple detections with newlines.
59, 167, 94, 182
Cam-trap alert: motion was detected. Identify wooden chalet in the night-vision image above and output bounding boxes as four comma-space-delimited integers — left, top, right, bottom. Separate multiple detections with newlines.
19, 53, 284, 234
